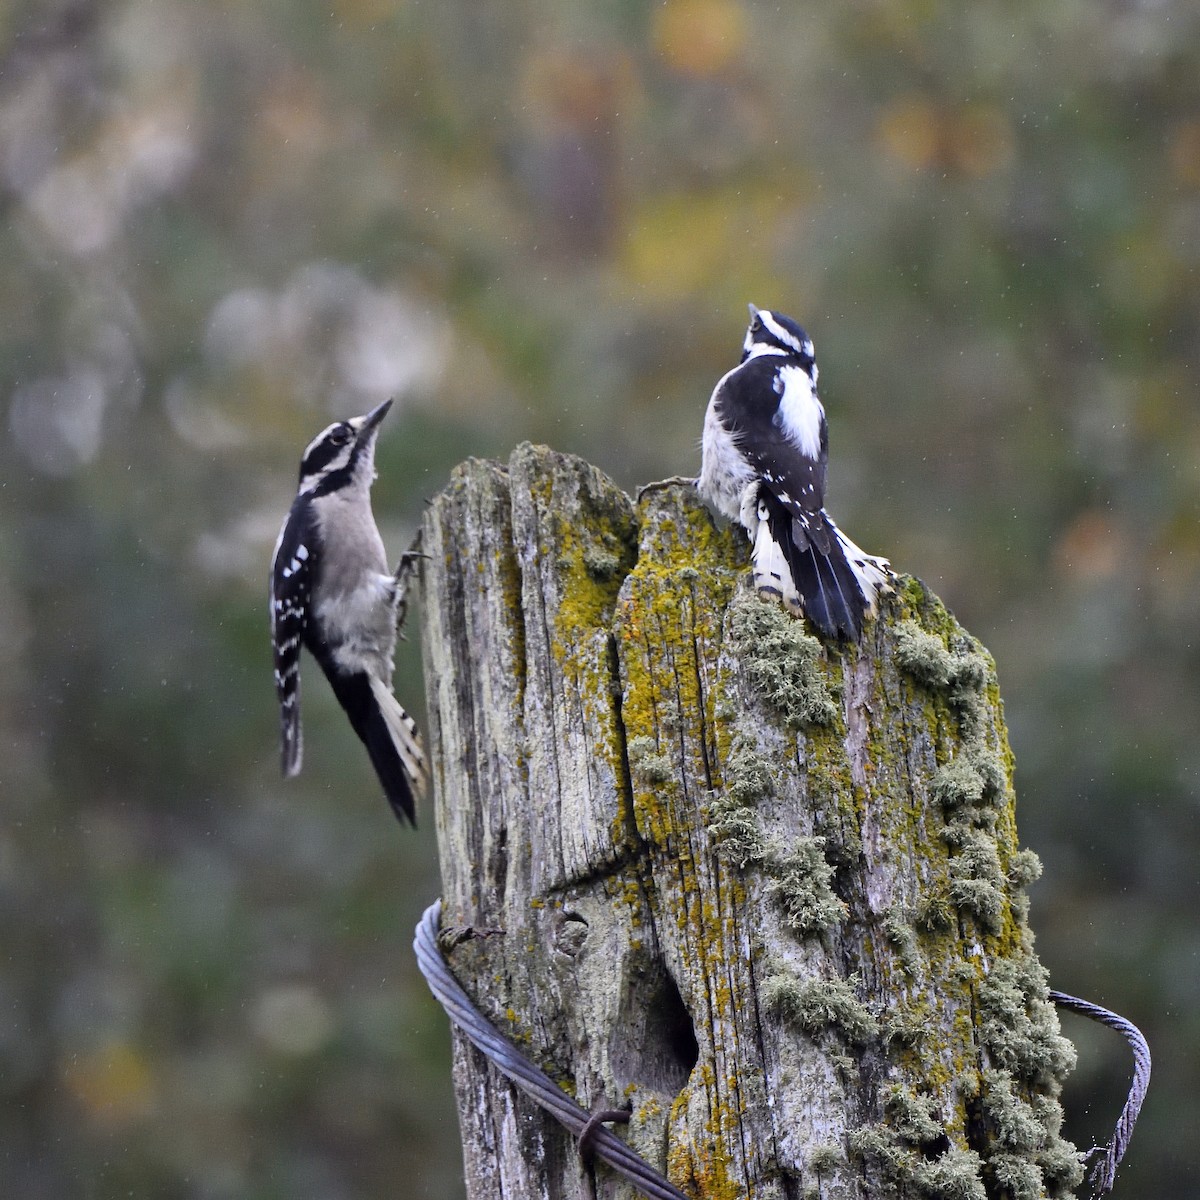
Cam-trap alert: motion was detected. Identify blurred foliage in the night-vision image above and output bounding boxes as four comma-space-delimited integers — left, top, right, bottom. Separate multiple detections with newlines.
0, 0, 1196, 1196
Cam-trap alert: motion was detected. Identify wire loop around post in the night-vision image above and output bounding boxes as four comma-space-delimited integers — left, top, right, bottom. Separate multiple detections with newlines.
413, 899, 690, 1200
1049, 990, 1151, 1198
415, 901, 1148, 1200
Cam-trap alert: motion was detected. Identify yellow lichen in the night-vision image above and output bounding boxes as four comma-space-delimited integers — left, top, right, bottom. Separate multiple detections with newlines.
445, 455, 1077, 1200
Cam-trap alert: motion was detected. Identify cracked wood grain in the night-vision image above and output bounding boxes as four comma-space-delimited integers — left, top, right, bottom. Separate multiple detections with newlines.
419, 443, 1082, 1200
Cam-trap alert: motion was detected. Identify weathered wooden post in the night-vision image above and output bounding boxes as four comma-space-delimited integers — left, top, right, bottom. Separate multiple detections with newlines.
419, 442, 1082, 1200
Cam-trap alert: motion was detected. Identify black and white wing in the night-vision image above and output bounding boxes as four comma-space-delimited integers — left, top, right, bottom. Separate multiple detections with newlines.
270, 498, 316, 776
720, 357, 829, 524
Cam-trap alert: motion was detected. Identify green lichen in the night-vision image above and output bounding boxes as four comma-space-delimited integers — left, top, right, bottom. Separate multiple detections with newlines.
767, 837, 848, 935
978, 957, 1077, 1089
914, 885, 956, 934
978, 1068, 1085, 1198
931, 749, 1004, 818
947, 649, 989, 705
850, 1126, 987, 1200
808, 1143, 843, 1174
626, 735, 675, 785
988, 1153, 1044, 1200
884, 1084, 945, 1145
894, 619, 994, 720
706, 734, 772, 868
1032, 1098, 1087, 1194
915, 1147, 991, 1200
895, 620, 956, 689
881, 905, 922, 977
981, 1068, 1047, 1153
708, 805, 768, 870
583, 542, 623, 580
801, 1145, 845, 1200
1005, 849, 1043, 925
762, 970, 877, 1045
881, 1004, 930, 1051
728, 588, 836, 728
724, 736, 774, 807
947, 830, 1006, 933
948, 876, 1006, 932
957, 952, 1084, 1197
1007, 847, 1043, 890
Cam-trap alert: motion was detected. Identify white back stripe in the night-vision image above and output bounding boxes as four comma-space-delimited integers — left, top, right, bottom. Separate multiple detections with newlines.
774, 364, 824, 459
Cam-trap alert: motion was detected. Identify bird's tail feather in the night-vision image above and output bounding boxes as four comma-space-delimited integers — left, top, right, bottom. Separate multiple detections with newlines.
280, 703, 303, 777
831, 524, 894, 616
326, 669, 427, 826
368, 674, 428, 807
751, 510, 805, 615
754, 493, 893, 640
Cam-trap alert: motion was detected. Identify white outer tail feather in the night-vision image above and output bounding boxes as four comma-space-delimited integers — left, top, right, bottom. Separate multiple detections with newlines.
368, 674, 427, 795
283, 724, 303, 777
751, 508, 805, 615
831, 524, 894, 614
750, 499, 894, 618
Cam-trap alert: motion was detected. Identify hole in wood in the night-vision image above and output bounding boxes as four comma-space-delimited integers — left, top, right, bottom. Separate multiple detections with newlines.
611, 950, 699, 1096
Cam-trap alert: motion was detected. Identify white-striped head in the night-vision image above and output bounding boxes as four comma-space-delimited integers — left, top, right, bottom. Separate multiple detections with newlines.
297, 398, 392, 496
743, 304, 817, 377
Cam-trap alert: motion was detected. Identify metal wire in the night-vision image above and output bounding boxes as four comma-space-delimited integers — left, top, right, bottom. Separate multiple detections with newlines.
413, 899, 690, 1200
1050, 989, 1151, 1198
415, 902, 1149, 1200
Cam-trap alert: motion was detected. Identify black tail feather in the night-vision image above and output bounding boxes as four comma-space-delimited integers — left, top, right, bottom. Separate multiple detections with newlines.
324, 668, 420, 826
760, 493, 867, 640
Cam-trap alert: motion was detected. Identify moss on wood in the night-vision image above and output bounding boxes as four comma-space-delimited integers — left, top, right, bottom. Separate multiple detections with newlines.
421, 445, 1081, 1200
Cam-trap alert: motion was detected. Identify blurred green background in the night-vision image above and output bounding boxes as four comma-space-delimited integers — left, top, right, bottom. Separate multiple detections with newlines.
2, 0, 1196, 1196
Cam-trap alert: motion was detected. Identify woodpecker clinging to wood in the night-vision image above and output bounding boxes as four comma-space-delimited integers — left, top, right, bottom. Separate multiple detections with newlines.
697, 305, 893, 640
270, 398, 426, 825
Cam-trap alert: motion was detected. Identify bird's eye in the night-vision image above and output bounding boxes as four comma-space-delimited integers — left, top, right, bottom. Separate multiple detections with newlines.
330, 426, 351, 445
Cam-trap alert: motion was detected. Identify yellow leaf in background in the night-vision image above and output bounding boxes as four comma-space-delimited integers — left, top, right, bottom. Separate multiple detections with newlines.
1133, 364, 1190, 441
878, 97, 1013, 177
518, 46, 635, 131
622, 188, 787, 301
877, 95, 941, 171
624, 193, 729, 296
64, 1041, 156, 1127
948, 105, 1014, 178
654, 0, 747, 78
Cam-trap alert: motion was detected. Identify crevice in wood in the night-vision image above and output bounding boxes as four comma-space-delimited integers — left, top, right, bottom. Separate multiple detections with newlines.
421, 445, 1083, 1200
606, 629, 644, 855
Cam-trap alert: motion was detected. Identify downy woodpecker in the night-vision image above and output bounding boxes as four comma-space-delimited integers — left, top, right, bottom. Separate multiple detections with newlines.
270, 399, 426, 825
698, 305, 893, 640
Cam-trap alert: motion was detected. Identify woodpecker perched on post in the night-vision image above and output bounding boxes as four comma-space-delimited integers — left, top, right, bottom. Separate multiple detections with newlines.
698, 305, 893, 640
270, 399, 426, 825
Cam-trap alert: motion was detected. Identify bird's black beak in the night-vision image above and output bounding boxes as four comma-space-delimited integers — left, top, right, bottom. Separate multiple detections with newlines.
356, 398, 394, 441
747, 302, 760, 320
